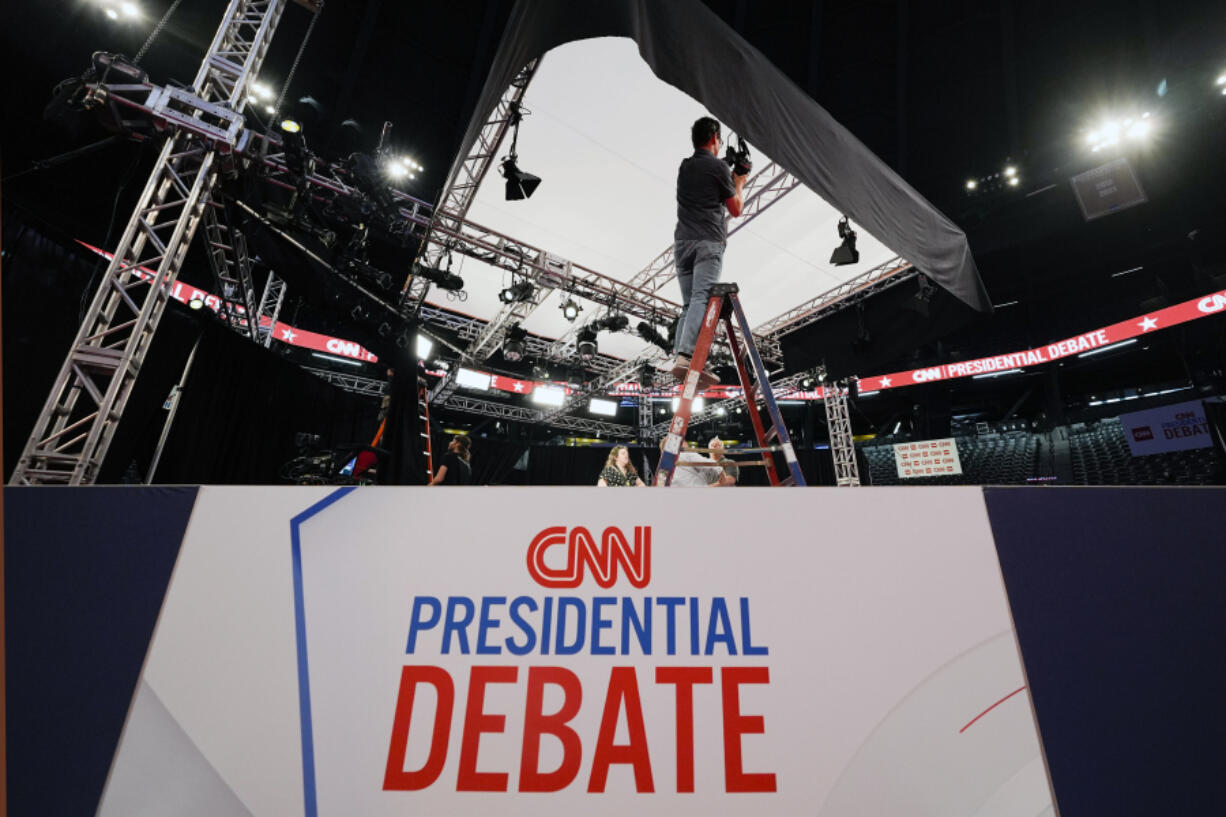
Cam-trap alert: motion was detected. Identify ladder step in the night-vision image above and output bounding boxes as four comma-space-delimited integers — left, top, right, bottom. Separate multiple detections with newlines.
764, 426, 778, 442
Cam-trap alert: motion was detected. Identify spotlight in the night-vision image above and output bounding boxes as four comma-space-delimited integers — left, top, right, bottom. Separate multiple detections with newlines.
560, 297, 582, 322
252, 82, 274, 101
589, 398, 618, 417
412, 262, 464, 292
104, 7, 119, 20
965, 179, 977, 191
1007, 176, 1020, 186
279, 119, 301, 134
120, 2, 139, 17
501, 157, 541, 201
187, 296, 204, 310
532, 362, 552, 381
499, 280, 535, 304
830, 216, 859, 266
1216, 74, 1226, 86
801, 376, 816, 389
637, 365, 655, 391
576, 326, 598, 361
1004, 165, 1018, 177
503, 325, 527, 362
415, 335, 434, 361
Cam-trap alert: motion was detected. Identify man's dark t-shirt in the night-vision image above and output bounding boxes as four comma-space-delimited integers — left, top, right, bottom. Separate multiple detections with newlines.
440, 452, 471, 485
674, 149, 736, 244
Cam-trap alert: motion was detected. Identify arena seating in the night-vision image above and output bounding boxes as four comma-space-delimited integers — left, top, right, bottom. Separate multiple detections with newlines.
860, 431, 1040, 486
1068, 418, 1223, 485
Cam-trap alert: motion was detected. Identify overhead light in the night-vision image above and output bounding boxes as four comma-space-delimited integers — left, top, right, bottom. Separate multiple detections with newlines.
187, 296, 205, 310
385, 161, 408, 179
1112, 266, 1143, 278
120, 2, 139, 16
415, 334, 434, 361
502, 325, 527, 362
994, 300, 1019, 308
1007, 176, 1020, 187
501, 157, 541, 201
499, 280, 535, 304
311, 352, 362, 368
456, 368, 491, 391
965, 179, 977, 191
264, 105, 275, 115
532, 385, 566, 407
1078, 338, 1137, 358
280, 119, 301, 134
714, 406, 727, 416
1004, 165, 1018, 177
576, 326, 598, 361
104, 7, 119, 19
671, 397, 705, 412
560, 297, 582, 322
857, 390, 879, 397
252, 82, 274, 101
800, 376, 816, 389
589, 398, 618, 417
830, 216, 859, 266
1216, 74, 1226, 86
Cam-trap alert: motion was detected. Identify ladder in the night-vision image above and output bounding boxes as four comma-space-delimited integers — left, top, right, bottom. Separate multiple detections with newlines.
418, 368, 435, 481
655, 283, 807, 486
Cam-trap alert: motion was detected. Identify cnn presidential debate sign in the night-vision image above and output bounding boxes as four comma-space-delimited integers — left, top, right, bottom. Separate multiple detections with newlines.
90, 487, 1051, 816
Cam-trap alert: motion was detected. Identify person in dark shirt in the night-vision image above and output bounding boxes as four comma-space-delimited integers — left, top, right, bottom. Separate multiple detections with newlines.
429, 435, 472, 485
597, 445, 647, 487
667, 116, 748, 385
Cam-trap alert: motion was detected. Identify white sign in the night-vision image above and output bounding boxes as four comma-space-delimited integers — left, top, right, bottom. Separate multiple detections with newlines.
894, 438, 963, 478
1120, 399, 1214, 456
99, 487, 1048, 817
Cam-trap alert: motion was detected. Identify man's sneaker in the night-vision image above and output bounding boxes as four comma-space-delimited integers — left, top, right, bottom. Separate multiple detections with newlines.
695, 366, 720, 389
667, 354, 691, 379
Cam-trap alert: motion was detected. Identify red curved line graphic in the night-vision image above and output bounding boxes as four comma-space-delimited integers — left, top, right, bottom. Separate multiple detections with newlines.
960, 685, 1027, 733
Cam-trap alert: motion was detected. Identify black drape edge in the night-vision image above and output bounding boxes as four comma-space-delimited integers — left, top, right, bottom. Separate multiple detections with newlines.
446, 0, 992, 314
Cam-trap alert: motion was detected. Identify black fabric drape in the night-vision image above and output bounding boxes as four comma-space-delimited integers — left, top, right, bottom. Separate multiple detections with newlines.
449, 0, 991, 313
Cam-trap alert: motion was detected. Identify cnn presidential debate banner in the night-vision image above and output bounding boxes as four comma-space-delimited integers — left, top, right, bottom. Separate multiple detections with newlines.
10, 485, 1226, 816
9, 485, 1043, 817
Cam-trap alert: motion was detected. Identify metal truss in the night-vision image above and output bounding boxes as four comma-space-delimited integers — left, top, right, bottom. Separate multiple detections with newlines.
404, 59, 542, 310
823, 379, 861, 486
12, 0, 291, 485
256, 270, 287, 347
755, 256, 915, 339
202, 203, 260, 338
442, 395, 635, 438
464, 283, 552, 362
303, 366, 387, 397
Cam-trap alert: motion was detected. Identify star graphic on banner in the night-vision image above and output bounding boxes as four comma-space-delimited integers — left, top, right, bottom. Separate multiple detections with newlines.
880, 376, 892, 387
281, 327, 297, 342
1138, 316, 1158, 332
513, 381, 525, 392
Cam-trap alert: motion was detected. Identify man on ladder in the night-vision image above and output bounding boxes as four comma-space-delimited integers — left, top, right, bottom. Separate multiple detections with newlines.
667, 116, 750, 386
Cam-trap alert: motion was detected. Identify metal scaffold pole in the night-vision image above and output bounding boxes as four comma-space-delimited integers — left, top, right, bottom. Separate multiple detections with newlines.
823, 376, 861, 486
11, 0, 292, 485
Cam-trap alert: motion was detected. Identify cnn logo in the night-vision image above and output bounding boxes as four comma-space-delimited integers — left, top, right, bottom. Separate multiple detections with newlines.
526, 526, 651, 589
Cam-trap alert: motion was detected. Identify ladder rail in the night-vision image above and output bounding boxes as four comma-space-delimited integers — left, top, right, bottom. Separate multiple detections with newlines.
723, 317, 782, 485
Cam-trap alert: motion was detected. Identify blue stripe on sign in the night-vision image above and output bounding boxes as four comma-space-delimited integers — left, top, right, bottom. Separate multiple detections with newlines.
291, 486, 358, 817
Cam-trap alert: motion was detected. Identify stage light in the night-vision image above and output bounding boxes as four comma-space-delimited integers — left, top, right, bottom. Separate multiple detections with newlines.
499, 280, 535, 304
576, 326, 598, 360
1007, 176, 1020, 187
264, 105, 275, 115
456, 368, 491, 391
312, 352, 363, 368
1217, 74, 1226, 86
714, 406, 727, 416
415, 335, 434, 361
637, 365, 654, 391
120, 2, 139, 16
560, 297, 582, 322
533, 385, 566, 407
503, 325, 527, 362
830, 216, 859, 266
187, 296, 204, 310
252, 82, 274, 101
280, 119, 301, 134
595, 314, 630, 333
965, 179, 977, 191
801, 376, 816, 389
1004, 165, 1017, 177
104, 7, 119, 19
589, 398, 618, 417
501, 157, 541, 201
672, 397, 704, 412
385, 161, 408, 179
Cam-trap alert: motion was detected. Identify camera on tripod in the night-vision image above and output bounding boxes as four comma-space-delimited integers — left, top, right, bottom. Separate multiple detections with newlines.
723, 135, 753, 177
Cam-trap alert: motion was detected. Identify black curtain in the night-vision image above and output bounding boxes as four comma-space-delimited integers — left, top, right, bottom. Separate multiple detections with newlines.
110, 310, 382, 484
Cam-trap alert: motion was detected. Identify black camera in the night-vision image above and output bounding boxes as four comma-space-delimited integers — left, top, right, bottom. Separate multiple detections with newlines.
723, 135, 753, 177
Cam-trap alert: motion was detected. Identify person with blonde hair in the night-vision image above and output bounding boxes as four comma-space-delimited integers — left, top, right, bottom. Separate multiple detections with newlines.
597, 445, 646, 487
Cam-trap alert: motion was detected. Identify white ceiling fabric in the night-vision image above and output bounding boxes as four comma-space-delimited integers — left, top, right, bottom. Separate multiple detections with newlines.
429, 37, 897, 362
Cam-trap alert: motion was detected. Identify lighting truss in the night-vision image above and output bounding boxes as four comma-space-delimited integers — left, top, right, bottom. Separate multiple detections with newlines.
255, 270, 287, 347
201, 202, 260, 339
12, 0, 293, 485
442, 395, 635, 438
822, 376, 861, 486
403, 59, 543, 311
754, 256, 915, 338
303, 366, 387, 397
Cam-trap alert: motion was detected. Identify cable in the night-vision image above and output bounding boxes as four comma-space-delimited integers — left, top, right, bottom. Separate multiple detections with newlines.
133, 0, 184, 66
270, 1, 325, 120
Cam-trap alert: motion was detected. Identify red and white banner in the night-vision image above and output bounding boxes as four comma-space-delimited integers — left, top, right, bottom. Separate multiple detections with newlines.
1119, 399, 1214, 457
858, 287, 1226, 393
894, 438, 962, 478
